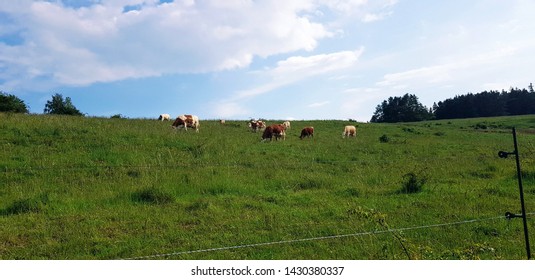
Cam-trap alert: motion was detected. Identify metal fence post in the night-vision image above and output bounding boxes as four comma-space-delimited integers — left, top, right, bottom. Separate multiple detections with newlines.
499, 127, 531, 260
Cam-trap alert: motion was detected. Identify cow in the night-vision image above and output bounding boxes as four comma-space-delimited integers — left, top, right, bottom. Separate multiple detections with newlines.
342, 125, 356, 138
299, 127, 314, 139
282, 121, 291, 129
158, 114, 171, 121
171, 114, 200, 132
262, 124, 286, 141
248, 119, 266, 132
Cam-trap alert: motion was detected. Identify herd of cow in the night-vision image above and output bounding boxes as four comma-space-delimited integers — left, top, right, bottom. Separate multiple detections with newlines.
158, 114, 357, 141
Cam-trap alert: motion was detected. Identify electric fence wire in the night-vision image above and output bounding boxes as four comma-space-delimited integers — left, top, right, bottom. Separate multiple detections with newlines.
122, 213, 535, 260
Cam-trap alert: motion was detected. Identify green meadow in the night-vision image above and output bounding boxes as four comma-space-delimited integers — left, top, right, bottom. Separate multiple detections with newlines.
1, 113, 535, 259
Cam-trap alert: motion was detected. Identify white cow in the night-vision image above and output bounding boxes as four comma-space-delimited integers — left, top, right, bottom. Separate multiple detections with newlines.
282, 121, 291, 129
158, 114, 171, 121
342, 125, 356, 138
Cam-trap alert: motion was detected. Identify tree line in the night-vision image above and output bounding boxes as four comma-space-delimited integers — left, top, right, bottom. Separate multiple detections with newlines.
0, 92, 83, 116
2, 84, 535, 122
371, 83, 535, 123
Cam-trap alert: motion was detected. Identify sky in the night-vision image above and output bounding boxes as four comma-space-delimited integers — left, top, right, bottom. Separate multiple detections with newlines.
1, 0, 534, 121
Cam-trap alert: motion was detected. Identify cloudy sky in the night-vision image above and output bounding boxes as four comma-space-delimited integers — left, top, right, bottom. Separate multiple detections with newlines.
1, 0, 534, 121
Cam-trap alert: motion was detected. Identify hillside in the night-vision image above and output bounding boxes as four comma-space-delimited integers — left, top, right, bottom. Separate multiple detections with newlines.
1, 113, 535, 259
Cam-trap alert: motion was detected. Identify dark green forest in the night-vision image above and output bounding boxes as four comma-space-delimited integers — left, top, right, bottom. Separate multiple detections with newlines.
433, 84, 535, 120
371, 83, 535, 123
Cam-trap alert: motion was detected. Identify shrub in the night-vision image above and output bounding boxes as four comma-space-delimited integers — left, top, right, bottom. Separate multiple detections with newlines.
400, 172, 426, 194
43, 93, 83, 116
0, 91, 29, 113
342, 188, 360, 197
402, 127, 421, 134
474, 123, 487, 129
379, 134, 390, 143
132, 187, 174, 204
2, 194, 49, 215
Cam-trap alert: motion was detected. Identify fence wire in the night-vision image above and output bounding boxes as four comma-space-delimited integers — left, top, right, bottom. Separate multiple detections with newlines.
123, 213, 535, 260
2, 147, 533, 259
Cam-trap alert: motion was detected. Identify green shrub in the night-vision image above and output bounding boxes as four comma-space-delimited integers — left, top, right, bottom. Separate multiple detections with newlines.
132, 187, 174, 204
473, 123, 488, 129
342, 188, 360, 197
379, 134, 390, 143
0, 91, 29, 113
400, 172, 426, 194
2, 194, 49, 215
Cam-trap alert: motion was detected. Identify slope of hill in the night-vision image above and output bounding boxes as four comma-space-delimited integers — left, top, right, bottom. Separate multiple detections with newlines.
1, 113, 535, 259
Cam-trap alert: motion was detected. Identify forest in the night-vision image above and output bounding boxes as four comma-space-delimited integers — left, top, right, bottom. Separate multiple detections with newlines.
371, 83, 535, 123
433, 84, 535, 120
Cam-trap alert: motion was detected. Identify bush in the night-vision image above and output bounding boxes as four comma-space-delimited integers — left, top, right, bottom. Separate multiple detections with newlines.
0, 91, 29, 113
379, 134, 390, 143
1, 195, 49, 215
132, 188, 174, 204
474, 123, 488, 129
400, 172, 426, 194
44, 93, 83, 116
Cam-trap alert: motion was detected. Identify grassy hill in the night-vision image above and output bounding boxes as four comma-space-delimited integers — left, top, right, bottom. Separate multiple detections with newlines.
1, 113, 535, 259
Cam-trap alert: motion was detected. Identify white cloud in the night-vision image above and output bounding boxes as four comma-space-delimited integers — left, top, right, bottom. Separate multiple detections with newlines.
0, 0, 331, 88
236, 47, 365, 98
308, 101, 330, 108
362, 11, 392, 23
212, 101, 250, 119
0, 0, 398, 91
376, 45, 521, 90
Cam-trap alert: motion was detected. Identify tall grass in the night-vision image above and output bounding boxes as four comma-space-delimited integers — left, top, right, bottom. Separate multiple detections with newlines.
1, 113, 535, 259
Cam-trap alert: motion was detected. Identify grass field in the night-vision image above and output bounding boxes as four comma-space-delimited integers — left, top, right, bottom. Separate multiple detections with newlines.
1, 113, 535, 259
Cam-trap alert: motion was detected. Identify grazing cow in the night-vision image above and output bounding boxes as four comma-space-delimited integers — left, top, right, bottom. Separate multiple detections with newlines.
158, 114, 171, 121
300, 127, 314, 139
248, 119, 266, 132
172, 114, 200, 132
342, 125, 357, 138
262, 124, 286, 141
282, 121, 291, 129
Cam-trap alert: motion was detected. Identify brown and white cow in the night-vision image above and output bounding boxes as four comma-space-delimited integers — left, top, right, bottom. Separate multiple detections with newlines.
299, 127, 314, 139
158, 114, 171, 121
262, 124, 286, 141
248, 119, 266, 132
342, 125, 356, 138
171, 114, 200, 132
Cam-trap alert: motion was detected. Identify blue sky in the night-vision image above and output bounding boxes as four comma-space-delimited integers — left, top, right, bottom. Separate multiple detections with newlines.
1, 0, 534, 121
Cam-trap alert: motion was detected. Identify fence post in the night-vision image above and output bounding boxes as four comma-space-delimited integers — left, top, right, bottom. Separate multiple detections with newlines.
498, 127, 531, 260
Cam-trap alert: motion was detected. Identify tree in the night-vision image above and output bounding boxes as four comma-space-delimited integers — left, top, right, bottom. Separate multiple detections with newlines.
371, 93, 433, 123
43, 93, 83, 116
433, 84, 535, 120
0, 91, 29, 113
